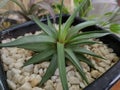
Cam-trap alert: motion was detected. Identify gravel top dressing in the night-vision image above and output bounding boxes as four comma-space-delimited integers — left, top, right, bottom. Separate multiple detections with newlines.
0, 31, 119, 90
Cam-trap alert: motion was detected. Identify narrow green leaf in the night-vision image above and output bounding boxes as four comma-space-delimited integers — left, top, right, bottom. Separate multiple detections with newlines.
68, 40, 98, 45
59, 0, 89, 41
57, 42, 68, 90
0, 35, 55, 47
64, 0, 88, 31
30, 15, 55, 37
59, 0, 64, 31
110, 24, 120, 33
73, 47, 105, 59
68, 21, 97, 37
71, 31, 110, 42
76, 54, 95, 68
65, 48, 89, 84
47, 16, 57, 38
24, 49, 55, 66
17, 43, 51, 52
39, 54, 57, 86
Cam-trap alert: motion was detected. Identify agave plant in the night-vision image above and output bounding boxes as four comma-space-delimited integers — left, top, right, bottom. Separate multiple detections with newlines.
0, 0, 56, 21
0, 0, 110, 89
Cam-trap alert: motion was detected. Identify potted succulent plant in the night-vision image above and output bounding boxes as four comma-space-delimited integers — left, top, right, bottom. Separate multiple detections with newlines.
0, 0, 120, 90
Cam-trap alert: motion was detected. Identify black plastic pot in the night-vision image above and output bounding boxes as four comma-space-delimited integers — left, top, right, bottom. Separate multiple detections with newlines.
0, 15, 120, 90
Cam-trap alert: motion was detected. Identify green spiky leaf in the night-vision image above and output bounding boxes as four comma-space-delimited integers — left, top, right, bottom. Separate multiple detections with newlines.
110, 24, 120, 34
0, 35, 55, 47
70, 31, 109, 42
47, 16, 57, 38
68, 21, 97, 38
72, 47, 105, 59
57, 42, 68, 90
68, 40, 98, 45
24, 49, 55, 66
59, 0, 89, 41
39, 54, 57, 86
65, 48, 89, 84
17, 43, 51, 52
76, 54, 95, 68
30, 16, 55, 37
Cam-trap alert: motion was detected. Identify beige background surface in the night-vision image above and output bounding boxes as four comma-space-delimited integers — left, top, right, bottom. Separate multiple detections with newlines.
0, 0, 74, 12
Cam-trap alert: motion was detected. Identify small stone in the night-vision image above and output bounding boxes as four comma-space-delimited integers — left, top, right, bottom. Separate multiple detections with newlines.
12, 74, 21, 83
8, 63, 15, 69
30, 75, 41, 87
91, 70, 101, 78
11, 68, 21, 75
18, 82, 32, 90
40, 62, 49, 68
67, 71, 75, 77
75, 72, 82, 81
29, 74, 37, 81
56, 83, 63, 90
2, 56, 14, 65
20, 76, 29, 84
22, 64, 34, 73
7, 79, 16, 90
80, 82, 86, 88
7, 70, 13, 80
55, 69, 59, 76
68, 76, 80, 84
34, 65, 39, 74
44, 80, 54, 90
32, 87, 43, 90
56, 78, 61, 83
98, 62, 106, 67
66, 65, 74, 72
14, 62, 23, 69
98, 67, 105, 73
80, 62, 90, 71
39, 69, 44, 76
69, 85, 80, 90
51, 76, 58, 82
22, 72, 30, 76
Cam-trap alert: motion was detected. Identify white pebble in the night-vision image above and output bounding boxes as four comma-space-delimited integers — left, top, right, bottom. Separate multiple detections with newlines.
80, 82, 86, 88
22, 64, 34, 73
68, 76, 80, 84
56, 83, 63, 90
7, 79, 16, 90
2, 56, 14, 65
51, 76, 58, 82
32, 87, 43, 90
34, 65, 39, 74
17, 82, 32, 90
39, 69, 44, 76
30, 75, 41, 87
55, 69, 59, 76
67, 71, 75, 77
70, 85, 80, 90
11, 68, 21, 74
91, 70, 100, 78
14, 62, 23, 69
66, 65, 74, 72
